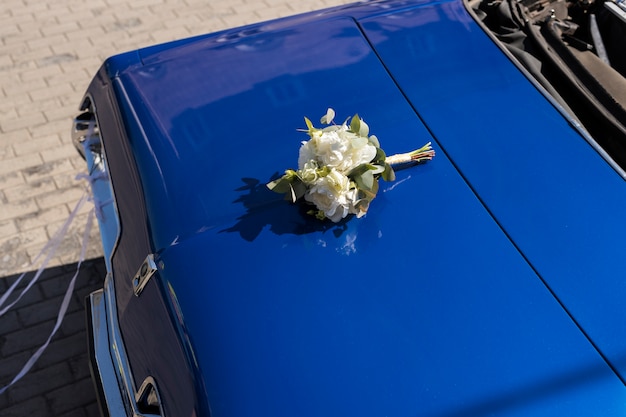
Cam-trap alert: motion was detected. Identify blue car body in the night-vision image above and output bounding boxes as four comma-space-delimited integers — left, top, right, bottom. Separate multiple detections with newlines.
80, 0, 626, 416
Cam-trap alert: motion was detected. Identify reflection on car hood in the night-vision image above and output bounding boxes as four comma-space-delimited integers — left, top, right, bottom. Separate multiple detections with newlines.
114, 16, 393, 251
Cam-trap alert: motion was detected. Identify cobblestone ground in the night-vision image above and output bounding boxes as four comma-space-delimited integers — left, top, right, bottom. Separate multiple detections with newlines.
0, 258, 106, 417
0, 0, 355, 278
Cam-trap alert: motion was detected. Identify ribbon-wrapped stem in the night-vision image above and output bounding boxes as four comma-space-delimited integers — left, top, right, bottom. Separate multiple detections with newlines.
385, 142, 435, 167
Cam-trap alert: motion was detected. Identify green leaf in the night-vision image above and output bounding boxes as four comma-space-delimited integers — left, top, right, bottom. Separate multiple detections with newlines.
374, 147, 387, 165
292, 181, 307, 201
347, 163, 374, 178
267, 171, 307, 201
371, 176, 379, 195
382, 163, 396, 182
361, 170, 374, 189
370, 164, 385, 175
353, 170, 376, 193
287, 180, 306, 203
357, 181, 378, 200
304, 117, 316, 133
267, 176, 292, 193
359, 118, 369, 137
354, 198, 371, 215
288, 183, 297, 203
307, 209, 326, 220
350, 114, 360, 133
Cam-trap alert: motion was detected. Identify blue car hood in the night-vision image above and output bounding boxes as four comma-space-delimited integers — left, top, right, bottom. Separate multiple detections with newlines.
101, 1, 626, 416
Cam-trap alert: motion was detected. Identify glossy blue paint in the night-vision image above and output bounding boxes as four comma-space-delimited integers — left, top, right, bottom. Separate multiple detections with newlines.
113, 16, 430, 252
157, 149, 626, 416
360, 0, 626, 383
83, 0, 626, 415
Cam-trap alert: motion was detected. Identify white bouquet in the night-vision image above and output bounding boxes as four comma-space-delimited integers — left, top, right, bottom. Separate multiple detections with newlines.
267, 108, 434, 222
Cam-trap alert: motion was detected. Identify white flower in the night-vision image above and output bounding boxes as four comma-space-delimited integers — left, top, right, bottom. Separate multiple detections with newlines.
298, 125, 377, 173
268, 109, 430, 223
320, 108, 335, 125
299, 160, 320, 184
304, 169, 359, 222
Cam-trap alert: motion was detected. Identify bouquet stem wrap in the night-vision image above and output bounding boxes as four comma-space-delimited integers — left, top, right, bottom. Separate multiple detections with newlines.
385, 142, 436, 167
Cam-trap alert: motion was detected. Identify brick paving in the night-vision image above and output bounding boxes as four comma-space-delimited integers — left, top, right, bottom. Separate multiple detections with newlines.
0, 258, 105, 416
0, 0, 355, 415
0, 0, 355, 278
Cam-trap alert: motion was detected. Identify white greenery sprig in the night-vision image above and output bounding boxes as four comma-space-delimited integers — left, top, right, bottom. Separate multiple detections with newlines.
267, 108, 434, 222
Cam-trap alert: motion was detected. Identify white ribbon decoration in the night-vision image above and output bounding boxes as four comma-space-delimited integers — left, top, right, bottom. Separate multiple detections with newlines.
0, 192, 90, 317
0, 188, 95, 394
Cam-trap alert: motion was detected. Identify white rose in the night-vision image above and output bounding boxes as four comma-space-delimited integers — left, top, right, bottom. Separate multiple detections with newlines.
298, 126, 377, 173
298, 160, 320, 184
298, 129, 347, 171
341, 131, 377, 172
297, 136, 317, 170
304, 169, 358, 222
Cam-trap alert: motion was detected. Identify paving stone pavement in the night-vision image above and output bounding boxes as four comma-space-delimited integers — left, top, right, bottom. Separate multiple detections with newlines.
0, 1, 355, 415
0, 0, 355, 278
0, 258, 106, 417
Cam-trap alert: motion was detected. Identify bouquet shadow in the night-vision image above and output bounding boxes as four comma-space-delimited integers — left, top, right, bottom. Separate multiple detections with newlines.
221, 176, 349, 242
